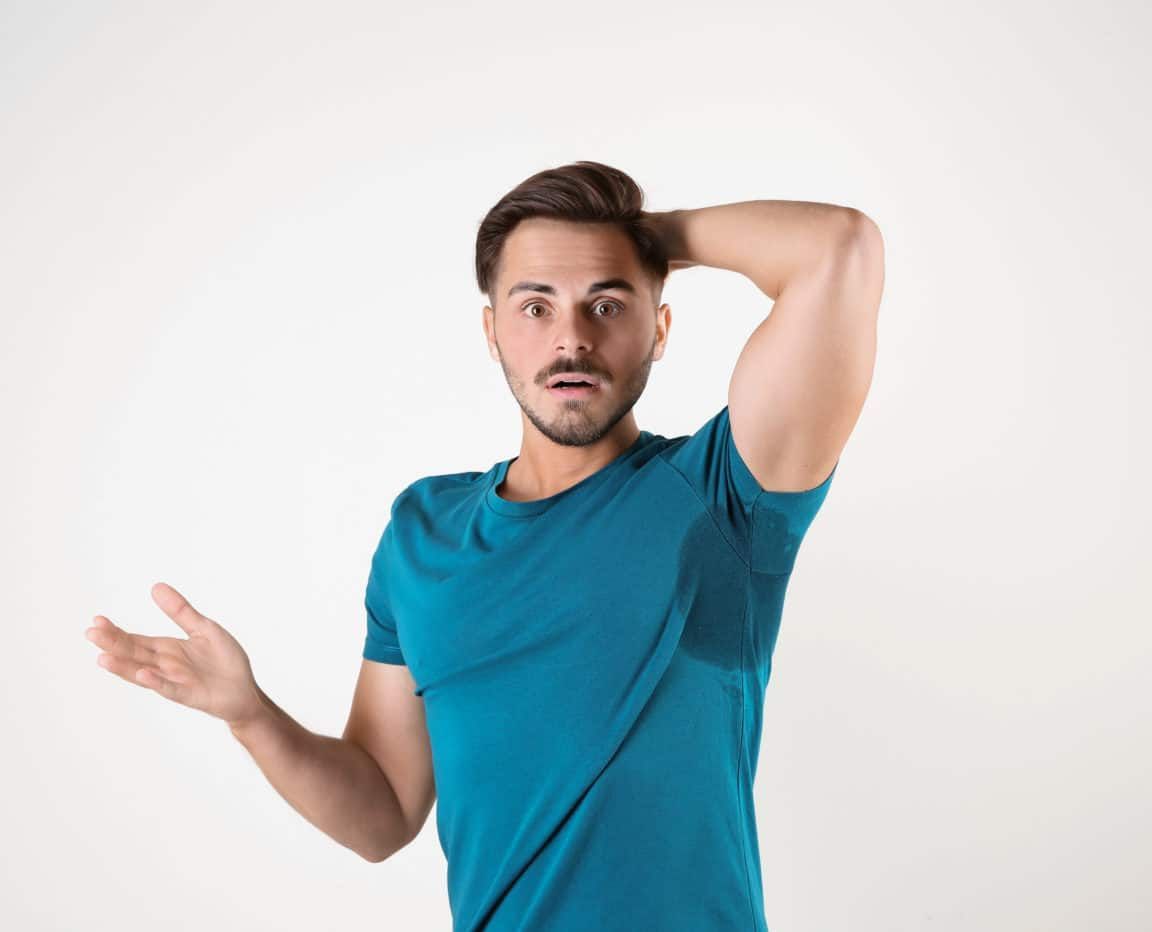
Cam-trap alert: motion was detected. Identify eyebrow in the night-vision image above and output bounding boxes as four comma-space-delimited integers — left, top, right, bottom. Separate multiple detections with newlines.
506, 277, 638, 299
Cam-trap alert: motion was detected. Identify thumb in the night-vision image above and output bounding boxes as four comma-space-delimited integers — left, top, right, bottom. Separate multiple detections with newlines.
150, 581, 210, 636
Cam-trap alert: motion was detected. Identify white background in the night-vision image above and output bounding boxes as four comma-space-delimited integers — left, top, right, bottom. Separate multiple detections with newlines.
2, 1, 1148, 929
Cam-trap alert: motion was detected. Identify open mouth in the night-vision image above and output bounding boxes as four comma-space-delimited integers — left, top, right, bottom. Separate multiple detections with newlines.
548, 378, 600, 398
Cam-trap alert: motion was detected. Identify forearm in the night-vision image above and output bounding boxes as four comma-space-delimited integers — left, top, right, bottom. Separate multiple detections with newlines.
656, 200, 867, 300
229, 686, 411, 862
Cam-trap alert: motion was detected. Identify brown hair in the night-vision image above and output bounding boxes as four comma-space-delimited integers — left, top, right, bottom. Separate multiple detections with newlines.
475, 160, 669, 305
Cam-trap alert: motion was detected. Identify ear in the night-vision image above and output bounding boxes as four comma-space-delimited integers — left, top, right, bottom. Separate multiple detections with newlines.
482, 305, 499, 361
652, 303, 671, 361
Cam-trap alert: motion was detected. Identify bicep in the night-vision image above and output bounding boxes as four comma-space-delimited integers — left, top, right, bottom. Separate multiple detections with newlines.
343, 658, 436, 845
728, 224, 882, 492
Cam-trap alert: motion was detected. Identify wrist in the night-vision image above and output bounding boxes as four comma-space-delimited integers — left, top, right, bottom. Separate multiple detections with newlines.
647, 209, 694, 267
227, 684, 276, 739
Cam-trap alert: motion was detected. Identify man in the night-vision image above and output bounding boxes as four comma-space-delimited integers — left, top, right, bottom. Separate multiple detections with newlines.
86, 161, 884, 930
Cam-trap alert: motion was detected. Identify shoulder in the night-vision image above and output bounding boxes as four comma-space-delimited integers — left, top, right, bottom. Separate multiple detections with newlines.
393, 469, 491, 515
407, 469, 489, 495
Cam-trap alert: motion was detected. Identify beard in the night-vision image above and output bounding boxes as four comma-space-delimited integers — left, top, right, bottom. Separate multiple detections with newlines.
496, 332, 657, 447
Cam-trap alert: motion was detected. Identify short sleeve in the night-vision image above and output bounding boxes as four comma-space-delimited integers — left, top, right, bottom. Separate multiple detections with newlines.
660, 405, 837, 574
363, 518, 407, 665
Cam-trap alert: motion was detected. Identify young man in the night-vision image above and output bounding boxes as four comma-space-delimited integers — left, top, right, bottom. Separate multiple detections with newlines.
86, 161, 884, 931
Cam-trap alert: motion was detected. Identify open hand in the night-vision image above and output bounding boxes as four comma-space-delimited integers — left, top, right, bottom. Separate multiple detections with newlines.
87, 582, 265, 728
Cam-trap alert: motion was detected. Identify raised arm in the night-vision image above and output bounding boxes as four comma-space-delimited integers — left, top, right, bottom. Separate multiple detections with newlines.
646, 200, 884, 491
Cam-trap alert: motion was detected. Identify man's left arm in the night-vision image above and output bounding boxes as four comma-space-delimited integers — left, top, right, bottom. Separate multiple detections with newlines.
648, 200, 885, 492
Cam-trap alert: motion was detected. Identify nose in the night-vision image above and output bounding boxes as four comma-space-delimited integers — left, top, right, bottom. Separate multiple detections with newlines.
552, 308, 598, 354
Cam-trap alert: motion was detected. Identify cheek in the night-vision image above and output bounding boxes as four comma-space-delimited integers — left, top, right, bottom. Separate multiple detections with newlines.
496, 332, 534, 368
619, 330, 657, 363
494, 337, 543, 383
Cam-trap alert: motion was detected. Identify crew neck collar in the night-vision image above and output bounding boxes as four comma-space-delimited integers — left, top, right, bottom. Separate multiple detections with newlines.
485, 430, 652, 517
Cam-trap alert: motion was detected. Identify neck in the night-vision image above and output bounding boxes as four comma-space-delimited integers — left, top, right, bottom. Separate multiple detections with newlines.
499, 414, 641, 502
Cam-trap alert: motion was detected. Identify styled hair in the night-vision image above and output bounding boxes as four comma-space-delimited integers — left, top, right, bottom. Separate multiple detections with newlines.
475, 160, 669, 304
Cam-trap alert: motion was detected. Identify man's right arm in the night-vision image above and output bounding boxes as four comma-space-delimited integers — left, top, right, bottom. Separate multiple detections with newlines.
230, 660, 435, 863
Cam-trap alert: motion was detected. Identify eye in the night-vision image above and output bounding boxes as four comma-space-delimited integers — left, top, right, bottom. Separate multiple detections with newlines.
521, 300, 623, 318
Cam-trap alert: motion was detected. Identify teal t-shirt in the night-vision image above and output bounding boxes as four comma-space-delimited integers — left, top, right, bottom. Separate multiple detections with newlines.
363, 405, 836, 931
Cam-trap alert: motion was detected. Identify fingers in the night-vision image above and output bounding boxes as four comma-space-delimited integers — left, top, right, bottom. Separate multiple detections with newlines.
93, 650, 185, 703
150, 582, 209, 636
88, 582, 207, 703
86, 616, 161, 666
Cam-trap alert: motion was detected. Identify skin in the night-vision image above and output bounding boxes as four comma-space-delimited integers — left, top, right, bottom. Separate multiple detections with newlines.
86, 583, 424, 862
85, 582, 263, 725
482, 217, 673, 502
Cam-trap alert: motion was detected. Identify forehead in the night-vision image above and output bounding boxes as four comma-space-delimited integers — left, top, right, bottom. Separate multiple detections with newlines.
499, 218, 641, 291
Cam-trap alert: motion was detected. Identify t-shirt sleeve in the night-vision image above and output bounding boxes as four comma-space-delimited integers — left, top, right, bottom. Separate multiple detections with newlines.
661, 405, 837, 575
363, 516, 407, 665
